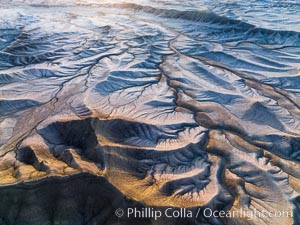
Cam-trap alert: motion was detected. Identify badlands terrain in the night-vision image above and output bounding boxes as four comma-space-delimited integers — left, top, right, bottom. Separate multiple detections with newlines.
0, 0, 300, 224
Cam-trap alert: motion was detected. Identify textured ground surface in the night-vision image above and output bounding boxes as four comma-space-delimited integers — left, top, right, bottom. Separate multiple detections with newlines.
0, 0, 300, 224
